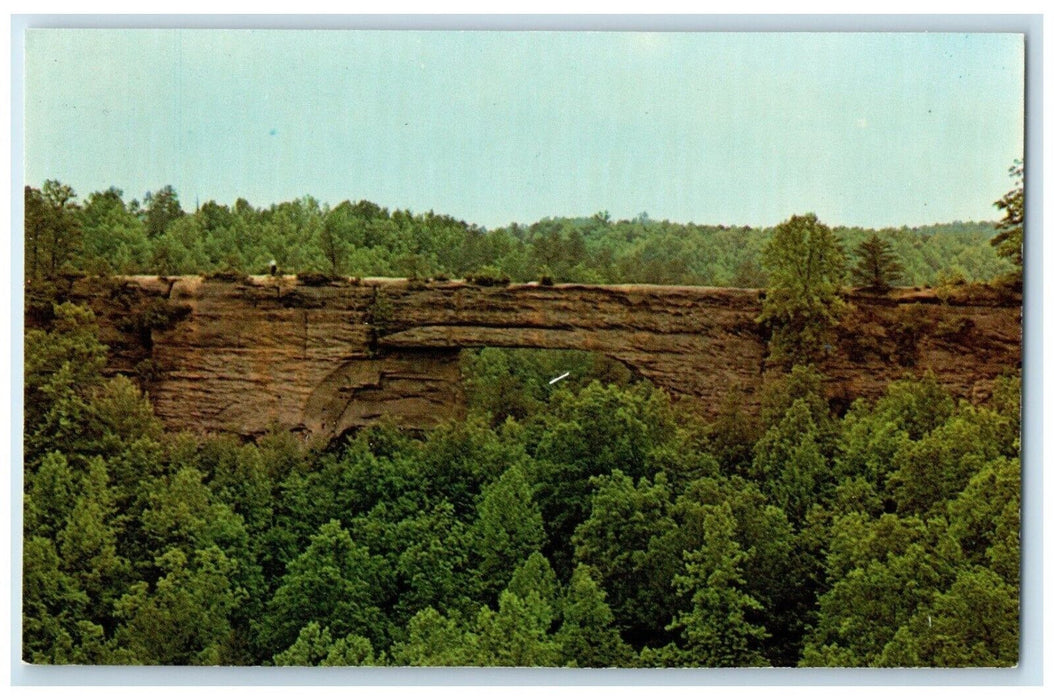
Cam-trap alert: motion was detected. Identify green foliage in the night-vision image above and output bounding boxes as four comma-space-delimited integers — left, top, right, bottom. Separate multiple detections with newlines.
877, 567, 1018, 667
851, 234, 905, 292
461, 347, 634, 426
801, 513, 960, 666
667, 502, 768, 667
533, 381, 677, 575
836, 375, 954, 496
667, 476, 806, 665
364, 288, 395, 341
112, 546, 242, 664
751, 398, 830, 523
758, 213, 847, 363
466, 265, 511, 286
752, 366, 839, 522
472, 590, 560, 666
704, 387, 761, 476
506, 552, 561, 616
137, 466, 249, 562
56, 457, 130, 623
24, 451, 78, 539
947, 456, 1020, 586
142, 185, 185, 239
79, 187, 151, 274
22, 535, 94, 663
388, 500, 473, 622
261, 519, 389, 653
759, 364, 833, 432
991, 160, 1023, 271
470, 465, 546, 601
390, 607, 474, 666
24, 179, 1013, 286
24, 303, 108, 462
571, 470, 678, 647
555, 565, 634, 667
885, 405, 1008, 515
25, 181, 83, 280
273, 622, 379, 666
22, 295, 1020, 667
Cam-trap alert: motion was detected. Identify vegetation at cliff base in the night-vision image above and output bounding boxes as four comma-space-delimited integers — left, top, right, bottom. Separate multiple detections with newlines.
22, 305, 1021, 667
22, 170, 1023, 668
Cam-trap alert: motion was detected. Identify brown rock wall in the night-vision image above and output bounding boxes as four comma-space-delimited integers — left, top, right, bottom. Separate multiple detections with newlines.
59, 276, 1021, 440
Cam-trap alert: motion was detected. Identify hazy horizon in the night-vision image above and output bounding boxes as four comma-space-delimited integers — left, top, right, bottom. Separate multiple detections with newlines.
25, 30, 1024, 230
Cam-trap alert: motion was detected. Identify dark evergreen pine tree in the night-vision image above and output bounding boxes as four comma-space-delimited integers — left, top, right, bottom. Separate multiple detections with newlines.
851, 234, 905, 292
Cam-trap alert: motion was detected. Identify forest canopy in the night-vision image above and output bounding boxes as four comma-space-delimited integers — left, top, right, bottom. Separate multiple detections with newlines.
22, 309, 1022, 667
24, 182, 1015, 288
22, 178, 1022, 668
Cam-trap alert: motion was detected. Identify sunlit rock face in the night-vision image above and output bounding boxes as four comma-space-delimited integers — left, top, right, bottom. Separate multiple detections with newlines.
58, 276, 1020, 441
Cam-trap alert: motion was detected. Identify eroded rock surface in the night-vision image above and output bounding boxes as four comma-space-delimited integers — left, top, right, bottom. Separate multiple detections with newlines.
56, 276, 1021, 440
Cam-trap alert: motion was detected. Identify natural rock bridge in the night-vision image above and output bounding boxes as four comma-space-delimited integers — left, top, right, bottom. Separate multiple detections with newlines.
67, 276, 1021, 441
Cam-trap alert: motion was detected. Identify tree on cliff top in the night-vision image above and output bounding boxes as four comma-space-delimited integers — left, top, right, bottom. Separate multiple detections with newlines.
758, 213, 846, 364
25, 181, 83, 281
851, 234, 904, 292
991, 159, 1023, 275
143, 185, 185, 239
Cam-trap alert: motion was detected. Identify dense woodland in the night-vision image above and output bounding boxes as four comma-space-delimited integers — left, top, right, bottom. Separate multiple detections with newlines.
23, 173, 1022, 667
25, 182, 1014, 288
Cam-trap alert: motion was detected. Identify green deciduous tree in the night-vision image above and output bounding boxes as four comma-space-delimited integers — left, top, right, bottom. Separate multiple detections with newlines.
391, 500, 473, 621
260, 519, 389, 655
472, 590, 559, 666
835, 374, 957, 500
272, 621, 379, 666
22, 535, 93, 663
78, 187, 152, 274
24, 451, 78, 540
56, 456, 131, 625
534, 382, 676, 576
21, 181, 1016, 286
25, 181, 83, 281
137, 466, 249, 563
555, 565, 634, 667
759, 213, 847, 363
317, 202, 359, 276
667, 476, 807, 665
505, 552, 561, 621
801, 512, 961, 667
885, 406, 1007, 516
24, 304, 108, 465
149, 215, 210, 274
877, 566, 1018, 667
948, 456, 1020, 586
470, 464, 546, 601
751, 398, 831, 523
571, 470, 679, 647
668, 502, 768, 667
390, 607, 474, 666
991, 160, 1023, 272
112, 546, 242, 664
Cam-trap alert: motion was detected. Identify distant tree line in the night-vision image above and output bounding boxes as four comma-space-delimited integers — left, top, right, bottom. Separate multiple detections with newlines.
24, 181, 1015, 288
22, 165, 1022, 667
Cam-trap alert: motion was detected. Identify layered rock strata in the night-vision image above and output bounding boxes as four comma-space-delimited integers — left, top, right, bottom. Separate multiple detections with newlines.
58, 276, 1021, 440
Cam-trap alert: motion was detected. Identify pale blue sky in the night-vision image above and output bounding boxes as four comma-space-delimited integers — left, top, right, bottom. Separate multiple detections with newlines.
24, 30, 1023, 229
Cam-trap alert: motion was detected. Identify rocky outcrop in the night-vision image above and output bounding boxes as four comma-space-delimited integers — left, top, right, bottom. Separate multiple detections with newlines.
58, 275, 1021, 440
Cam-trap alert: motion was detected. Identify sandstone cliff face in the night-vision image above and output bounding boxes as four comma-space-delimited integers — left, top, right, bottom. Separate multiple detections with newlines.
60, 276, 1021, 441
